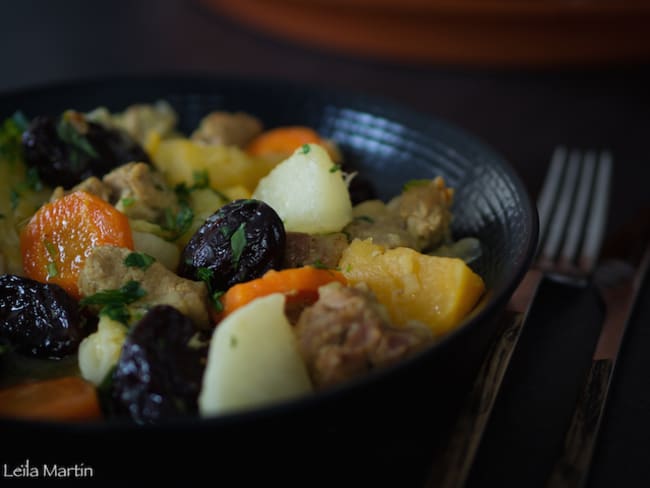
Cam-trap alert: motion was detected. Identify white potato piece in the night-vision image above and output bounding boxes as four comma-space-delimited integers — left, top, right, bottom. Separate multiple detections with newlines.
132, 230, 180, 270
199, 293, 313, 416
252, 143, 353, 233
78, 316, 128, 386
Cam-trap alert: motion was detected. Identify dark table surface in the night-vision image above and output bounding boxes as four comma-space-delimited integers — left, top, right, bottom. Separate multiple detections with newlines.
2, 1, 650, 486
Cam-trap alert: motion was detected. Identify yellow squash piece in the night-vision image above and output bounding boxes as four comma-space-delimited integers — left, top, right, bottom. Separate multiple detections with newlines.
152, 138, 277, 193
339, 239, 486, 336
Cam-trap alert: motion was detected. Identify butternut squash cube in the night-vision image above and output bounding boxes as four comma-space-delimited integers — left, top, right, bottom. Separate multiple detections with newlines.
339, 239, 485, 335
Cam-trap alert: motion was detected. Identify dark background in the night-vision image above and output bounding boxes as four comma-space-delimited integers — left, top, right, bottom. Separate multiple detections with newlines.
1, 1, 650, 486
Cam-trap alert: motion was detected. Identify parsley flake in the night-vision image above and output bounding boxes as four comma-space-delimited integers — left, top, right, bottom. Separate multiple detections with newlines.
311, 260, 329, 270
329, 164, 342, 173
80, 280, 147, 325
230, 223, 247, 266
121, 197, 135, 207
46, 262, 58, 278
355, 215, 374, 224
299, 144, 311, 154
230, 335, 238, 348
124, 252, 156, 270
197, 267, 214, 282
403, 179, 430, 191
56, 118, 98, 158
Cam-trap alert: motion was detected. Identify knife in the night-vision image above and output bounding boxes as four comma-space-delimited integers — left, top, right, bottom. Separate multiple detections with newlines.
546, 243, 650, 488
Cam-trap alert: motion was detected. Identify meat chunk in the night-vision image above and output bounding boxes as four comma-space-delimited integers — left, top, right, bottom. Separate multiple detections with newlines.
50, 176, 113, 203
283, 232, 349, 269
343, 200, 417, 249
102, 162, 177, 223
191, 111, 263, 147
78, 246, 209, 328
387, 176, 453, 250
296, 282, 432, 388
49, 162, 177, 225
91, 101, 178, 146
344, 177, 453, 252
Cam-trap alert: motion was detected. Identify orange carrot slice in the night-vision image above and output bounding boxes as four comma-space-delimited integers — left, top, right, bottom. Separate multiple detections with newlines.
0, 376, 102, 422
219, 266, 347, 320
246, 126, 326, 157
20, 191, 134, 299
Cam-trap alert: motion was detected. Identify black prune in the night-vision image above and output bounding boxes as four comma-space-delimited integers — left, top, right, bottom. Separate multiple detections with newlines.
22, 112, 150, 188
178, 199, 286, 292
0, 274, 87, 358
111, 305, 210, 424
348, 174, 376, 206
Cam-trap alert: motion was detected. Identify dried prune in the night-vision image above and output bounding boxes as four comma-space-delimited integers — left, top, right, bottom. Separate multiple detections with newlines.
22, 111, 150, 188
348, 174, 376, 206
111, 305, 210, 424
178, 199, 286, 292
0, 274, 87, 358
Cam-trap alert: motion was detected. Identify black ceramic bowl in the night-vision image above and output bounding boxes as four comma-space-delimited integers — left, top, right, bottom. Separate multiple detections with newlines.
0, 77, 537, 485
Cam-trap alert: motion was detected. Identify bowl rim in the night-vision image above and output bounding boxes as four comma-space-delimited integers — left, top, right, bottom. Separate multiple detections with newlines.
0, 73, 539, 431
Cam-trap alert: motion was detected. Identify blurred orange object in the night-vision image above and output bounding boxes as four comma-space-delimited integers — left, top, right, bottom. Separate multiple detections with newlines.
0, 377, 102, 422
200, 0, 650, 66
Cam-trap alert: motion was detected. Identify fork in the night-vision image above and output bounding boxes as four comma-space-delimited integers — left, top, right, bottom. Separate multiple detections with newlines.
430, 146, 613, 488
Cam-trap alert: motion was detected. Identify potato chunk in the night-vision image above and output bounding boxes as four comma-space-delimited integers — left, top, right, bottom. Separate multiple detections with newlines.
339, 239, 485, 336
152, 138, 276, 192
199, 293, 312, 416
252, 144, 353, 234
78, 316, 127, 386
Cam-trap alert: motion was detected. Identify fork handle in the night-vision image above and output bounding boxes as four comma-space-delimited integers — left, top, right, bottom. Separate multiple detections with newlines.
546, 359, 613, 488
427, 269, 544, 488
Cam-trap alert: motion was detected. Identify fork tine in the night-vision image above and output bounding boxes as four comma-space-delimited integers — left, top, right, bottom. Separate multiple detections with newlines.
537, 146, 567, 244
578, 151, 613, 272
540, 149, 581, 263
559, 151, 597, 267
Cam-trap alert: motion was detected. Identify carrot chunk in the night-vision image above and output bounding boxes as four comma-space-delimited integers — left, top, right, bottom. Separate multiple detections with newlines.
219, 266, 347, 319
0, 377, 102, 422
20, 191, 134, 299
246, 126, 326, 157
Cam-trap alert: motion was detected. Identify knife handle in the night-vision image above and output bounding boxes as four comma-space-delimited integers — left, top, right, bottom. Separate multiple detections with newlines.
546, 358, 613, 488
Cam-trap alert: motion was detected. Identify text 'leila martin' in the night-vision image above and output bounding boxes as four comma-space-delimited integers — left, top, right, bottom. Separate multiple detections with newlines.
2, 459, 94, 478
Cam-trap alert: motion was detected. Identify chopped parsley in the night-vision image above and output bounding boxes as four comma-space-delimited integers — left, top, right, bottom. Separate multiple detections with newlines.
403, 179, 430, 191
56, 117, 98, 158
192, 170, 210, 189
211, 291, 225, 313
162, 205, 194, 241
80, 280, 147, 325
10, 167, 44, 210
354, 215, 374, 224
311, 259, 329, 270
299, 144, 311, 154
329, 164, 342, 173
196, 267, 225, 312
44, 240, 58, 278
230, 335, 238, 348
197, 267, 213, 282
121, 197, 135, 207
230, 223, 247, 266
9, 189, 19, 210
0, 112, 28, 165
46, 262, 58, 278
124, 252, 156, 270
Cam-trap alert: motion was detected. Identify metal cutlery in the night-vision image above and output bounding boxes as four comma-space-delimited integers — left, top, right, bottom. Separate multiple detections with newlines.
429, 147, 613, 488
547, 243, 650, 488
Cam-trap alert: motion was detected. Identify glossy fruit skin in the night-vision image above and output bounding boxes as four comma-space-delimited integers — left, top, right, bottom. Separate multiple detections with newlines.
178, 199, 286, 293
0, 274, 86, 358
22, 115, 150, 188
111, 305, 210, 424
